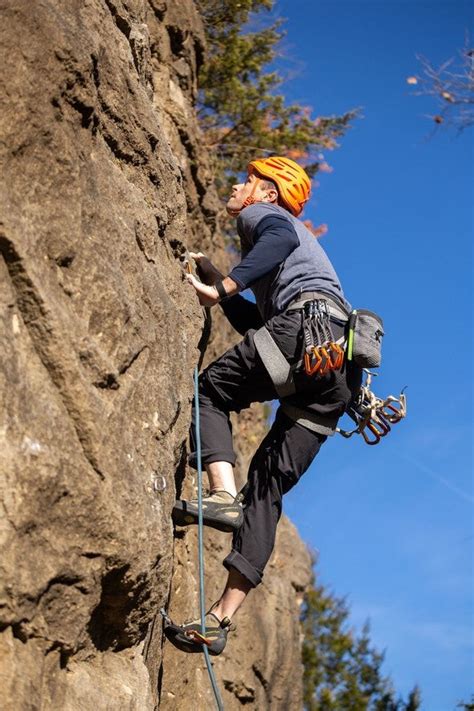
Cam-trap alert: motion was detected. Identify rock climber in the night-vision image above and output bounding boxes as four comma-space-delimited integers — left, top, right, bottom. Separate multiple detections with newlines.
165, 156, 362, 655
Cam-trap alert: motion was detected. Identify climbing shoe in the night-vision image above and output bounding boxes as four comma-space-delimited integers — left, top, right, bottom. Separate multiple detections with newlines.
172, 490, 244, 533
163, 610, 233, 656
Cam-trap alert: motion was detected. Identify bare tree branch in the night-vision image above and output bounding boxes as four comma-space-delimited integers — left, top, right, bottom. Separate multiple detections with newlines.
407, 36, 474, 131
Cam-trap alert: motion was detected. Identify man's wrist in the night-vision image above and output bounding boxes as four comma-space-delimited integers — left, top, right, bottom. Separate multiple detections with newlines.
214, 280, 228, 301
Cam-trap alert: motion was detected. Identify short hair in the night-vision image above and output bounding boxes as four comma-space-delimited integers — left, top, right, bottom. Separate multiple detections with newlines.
259, 178, 278, 193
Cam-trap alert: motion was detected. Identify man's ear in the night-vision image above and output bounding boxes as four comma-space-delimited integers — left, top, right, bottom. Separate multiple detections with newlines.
265, 188, 279, 204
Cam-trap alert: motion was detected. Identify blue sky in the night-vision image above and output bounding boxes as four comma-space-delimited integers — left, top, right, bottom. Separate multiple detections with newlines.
267, 1, 473, 708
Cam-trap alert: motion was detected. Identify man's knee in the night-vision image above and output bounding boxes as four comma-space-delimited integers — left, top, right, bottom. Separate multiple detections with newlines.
223, 551, 263, 588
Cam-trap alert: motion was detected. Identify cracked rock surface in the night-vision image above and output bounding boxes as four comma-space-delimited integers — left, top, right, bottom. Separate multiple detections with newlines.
0, 1, 312, 708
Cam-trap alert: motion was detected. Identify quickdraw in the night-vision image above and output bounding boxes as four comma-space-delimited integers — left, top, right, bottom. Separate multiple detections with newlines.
338, 370, 407, 445
303, 300, 345, 377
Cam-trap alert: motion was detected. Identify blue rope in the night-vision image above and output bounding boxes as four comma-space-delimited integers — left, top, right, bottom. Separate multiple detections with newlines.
194, 366, 225, 711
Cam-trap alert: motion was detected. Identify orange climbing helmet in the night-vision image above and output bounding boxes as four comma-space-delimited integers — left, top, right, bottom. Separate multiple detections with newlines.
248, 156, 311, 217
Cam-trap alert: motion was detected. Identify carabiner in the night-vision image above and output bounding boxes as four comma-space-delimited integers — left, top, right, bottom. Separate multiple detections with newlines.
372, 411, 391, 436
361, 421, 381, 445
317, 345, 332, 376
379, 403, 401, 423
304, 347, 323, 375
328, 341, 345, 370
380, 393, 407, 423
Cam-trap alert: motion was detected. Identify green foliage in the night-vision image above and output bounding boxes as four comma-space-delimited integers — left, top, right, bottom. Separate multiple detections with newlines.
457, 695, 474, 710
302, 578, 421, 711
196, 0, 357, 194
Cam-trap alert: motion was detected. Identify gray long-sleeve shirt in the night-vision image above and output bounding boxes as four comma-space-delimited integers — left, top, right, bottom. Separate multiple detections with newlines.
228, 203, 349, 323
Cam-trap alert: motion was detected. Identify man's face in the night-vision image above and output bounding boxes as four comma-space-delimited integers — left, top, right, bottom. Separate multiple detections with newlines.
226, 173, 273, 216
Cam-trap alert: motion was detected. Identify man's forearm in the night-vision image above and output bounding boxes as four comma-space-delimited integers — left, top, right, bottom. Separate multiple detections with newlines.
186, 273, 240, 308
214, 276, 240, 301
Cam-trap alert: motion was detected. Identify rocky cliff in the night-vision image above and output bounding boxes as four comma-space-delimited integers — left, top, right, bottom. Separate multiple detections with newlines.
0, 1, 312, 708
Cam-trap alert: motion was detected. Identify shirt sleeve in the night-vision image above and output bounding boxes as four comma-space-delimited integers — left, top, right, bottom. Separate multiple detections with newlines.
228, 213, 299, 290
220, 294, 263, 336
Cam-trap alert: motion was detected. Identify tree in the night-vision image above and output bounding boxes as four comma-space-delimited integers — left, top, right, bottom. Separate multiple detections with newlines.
457, 695, 474, 710
196, 0, 357, 197
406, 41, 474, 132
302, 578, 421, 711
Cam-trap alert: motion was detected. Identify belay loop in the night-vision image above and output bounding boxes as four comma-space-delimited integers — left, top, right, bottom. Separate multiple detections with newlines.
338, 370, 407, 445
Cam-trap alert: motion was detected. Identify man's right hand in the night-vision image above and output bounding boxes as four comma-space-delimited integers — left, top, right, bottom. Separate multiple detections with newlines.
189, 252, 223, 286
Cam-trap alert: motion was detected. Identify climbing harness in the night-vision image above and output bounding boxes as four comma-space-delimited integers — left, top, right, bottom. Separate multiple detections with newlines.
253, 291, 349, 402
253, 291, 350, 436
338, 370, 407, 445
252, 292, 406, 443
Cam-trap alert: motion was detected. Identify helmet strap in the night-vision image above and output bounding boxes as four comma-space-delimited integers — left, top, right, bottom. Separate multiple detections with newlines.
241, 177, 261, 209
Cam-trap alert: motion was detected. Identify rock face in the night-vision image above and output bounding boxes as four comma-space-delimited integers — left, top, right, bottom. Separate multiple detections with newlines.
0, 1, 312, 709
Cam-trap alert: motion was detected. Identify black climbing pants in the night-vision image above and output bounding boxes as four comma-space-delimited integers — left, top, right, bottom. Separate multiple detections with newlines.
189, 310, 361, 588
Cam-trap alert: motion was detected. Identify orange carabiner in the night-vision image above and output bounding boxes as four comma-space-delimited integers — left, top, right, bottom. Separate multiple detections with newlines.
328, 341, 345, 370
317, 345, 332, 376
318, 342, 345, 375
304, 347, 323, 375
305, 342, 344, 377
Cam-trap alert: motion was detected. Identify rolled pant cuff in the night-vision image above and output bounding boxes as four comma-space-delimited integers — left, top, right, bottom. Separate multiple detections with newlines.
188, 449, 237, 471
223, 549, 262, 588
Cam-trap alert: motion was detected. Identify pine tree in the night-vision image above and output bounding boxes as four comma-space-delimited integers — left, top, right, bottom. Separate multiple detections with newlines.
196, 0, 357, 195
302, 578, 421, 711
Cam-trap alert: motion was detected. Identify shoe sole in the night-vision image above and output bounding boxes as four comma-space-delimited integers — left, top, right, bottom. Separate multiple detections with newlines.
172, 502, 242, 534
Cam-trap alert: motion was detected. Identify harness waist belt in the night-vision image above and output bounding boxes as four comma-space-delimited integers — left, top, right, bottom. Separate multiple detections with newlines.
286, 291, 349, 321
252, 291, 347, 436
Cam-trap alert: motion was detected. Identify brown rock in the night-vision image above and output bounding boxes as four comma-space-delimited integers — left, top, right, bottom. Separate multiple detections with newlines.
0, 1, 312, 708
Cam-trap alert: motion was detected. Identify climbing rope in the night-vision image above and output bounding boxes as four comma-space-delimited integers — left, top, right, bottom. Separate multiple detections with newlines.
188, 251, 224, 707
194, 366, 225, 711
160, 257, 223, 705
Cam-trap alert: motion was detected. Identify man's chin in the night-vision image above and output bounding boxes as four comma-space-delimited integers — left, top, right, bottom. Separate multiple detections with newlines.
226, 200, 241, 217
